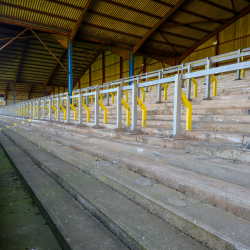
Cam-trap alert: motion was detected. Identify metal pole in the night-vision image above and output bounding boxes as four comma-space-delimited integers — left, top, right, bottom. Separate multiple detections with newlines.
106, 83, 110, 106
37, 100, 40, 119
186, 64, 192, 101
57, 95, 60, 122
204, 58, 212, 100
156, 71, 162, 103
92, 86, 101, 129
68, 41, 73, 103
66, 93, 70, 123
13, 86, 15, 104
85, 88, 89, 106
145, 72, 148, 92
137, 77, 140, 99
181, 63, 185, 88
236, 49, 242, 80
115, 86, 125, 132
173, 74, 182, 137
30, 101, 33, 119
49, 97, 52, 121
129, 50, 134, 85
43, 88, 46, 97
130, 83, 138, 133
33, 101, 36, 119
78, 93, 83, 125
42, 99, 45, 120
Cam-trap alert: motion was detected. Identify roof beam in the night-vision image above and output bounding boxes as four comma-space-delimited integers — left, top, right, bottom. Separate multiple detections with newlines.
180, 5, 250, 62
14, 40, 27, 86
31, 29, 69, 73
0, 1, 77, 22
45, 0, 83, 10
0, 16, 70, 35
162, 18, 231, 27
159, 31, 179, 55
167, 20, 210, 33
70, 0, 94, 42
44, 49, 67, 89
198, 0, 235, 14
73, 50, 103, 87
0, 28, 28, 52
133, 0, 188, 54
230, 0, 236, 16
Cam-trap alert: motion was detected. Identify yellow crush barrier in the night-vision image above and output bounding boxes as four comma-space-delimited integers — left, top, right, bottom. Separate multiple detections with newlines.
51, 104, 57, 119
137, 97, 147, 127
99, 94, 103, 103
181, 91, 192, 130
14, 123, 17, 126
241, 57, 245, 78
121, 98, 130, 126
211, 75, 217, 96
6, 126, 9, 129
191, 78, 198, 98
28, 119, 32, 122
60, 104, 66, 120
99, 101, 107, 123
69, 103, 77, 121
140, 88, 145, 102
89, 95, 93, 105
82, 101, 90, 122
162, 83, 168, 100
110, 92, 115, 104
123, 90, 128, 103
21, 121, 25, 124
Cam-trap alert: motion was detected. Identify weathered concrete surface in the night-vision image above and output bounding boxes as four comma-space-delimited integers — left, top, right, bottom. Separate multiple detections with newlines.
3, 128, 250, 250
0, 129, 208, 250
0, 133, 128, 250
3, 123, 250, 221
0, 146, 61, 250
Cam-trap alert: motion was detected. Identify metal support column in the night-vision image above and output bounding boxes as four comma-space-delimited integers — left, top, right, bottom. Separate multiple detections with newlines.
137, 77, 140, 99
43, 88, 45, 97
37, 100, 40, 119
85, 88, 89, 106
49, 97, 52, 121
156, 71, 163, 103
66, 93, 71, 123
92, 86, 101, 129
30, 101, 33, 119
33, 102, 36, 119
129, 50, 134, 85
173, 74, 182, 137
186, 64, 192, 101
204, 58, 212, 100
68, 41, 73, 103
57, 96, 60, 122
236, 49, 242, 80
78, 93, 83, 125
42, 99, 45, 120
115, 86, 125, 132
106, 83, 110, 106
181, 63, 185, 88
130, 83, 138, 133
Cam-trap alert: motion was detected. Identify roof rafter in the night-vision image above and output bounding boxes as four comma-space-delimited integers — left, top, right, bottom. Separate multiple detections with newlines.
159, 31, 179, 55
14, 39, 27, 86
45, 0, 83, 10
44, 49, 67, 89
70, 0, 95, 42
199, 0, 235, 14
73, 50, 103, 87
133, 0, 188, 54
0, 15, 70, 35
0, 1, 77, 22
180, 5, 250, 61
230, 0, 236, 16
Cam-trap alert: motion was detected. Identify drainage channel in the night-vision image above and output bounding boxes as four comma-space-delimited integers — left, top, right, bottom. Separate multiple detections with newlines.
0, 146, 61, 250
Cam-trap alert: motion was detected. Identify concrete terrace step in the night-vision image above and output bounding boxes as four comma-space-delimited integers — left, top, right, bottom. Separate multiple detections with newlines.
2, 127, 250, 250
0, 133, 128, 250
0, 128, 208, 250
2, 122, 250, 220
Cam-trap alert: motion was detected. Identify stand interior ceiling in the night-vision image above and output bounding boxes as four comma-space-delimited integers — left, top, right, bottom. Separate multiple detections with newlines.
0, 0, 250, 93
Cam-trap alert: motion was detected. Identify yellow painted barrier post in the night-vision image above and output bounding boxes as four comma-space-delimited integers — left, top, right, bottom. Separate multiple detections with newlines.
181, 91, 192, 130
99, 101, 107, 123
89, 95, 93, 105
60, 101, 67, 120
162, 83, 168, 100
140, 88, 145, 102
211, 75, 217, 96
191, 78, 198, 98
241, 57, 245, 78
99, 94, 103, 103
110, 92, 114, 104
121, 98, 130, 126
137, 96, 147, 127
82, 101, 90, 122
51, 104, 57, 119
123, 90, 128, 103
69, 103, 77, 121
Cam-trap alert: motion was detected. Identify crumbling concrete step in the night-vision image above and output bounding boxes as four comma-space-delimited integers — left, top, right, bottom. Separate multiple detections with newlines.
3, 123, 250, 223
2, 116, 250, 163
0, 133, 128, 250
0, 129, 208, 250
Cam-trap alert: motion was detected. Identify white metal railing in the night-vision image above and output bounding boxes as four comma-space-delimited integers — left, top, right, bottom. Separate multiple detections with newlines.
1, 47, 250, 137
